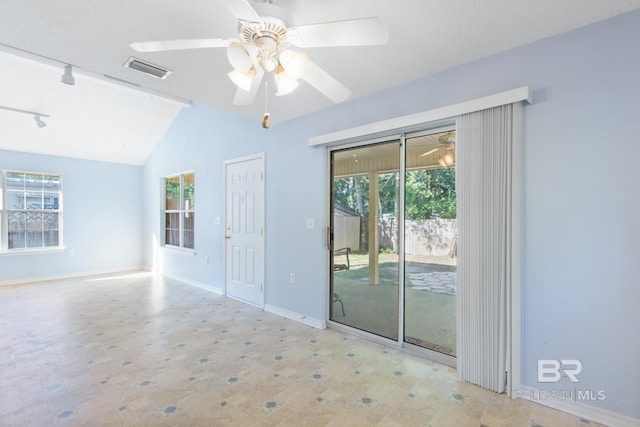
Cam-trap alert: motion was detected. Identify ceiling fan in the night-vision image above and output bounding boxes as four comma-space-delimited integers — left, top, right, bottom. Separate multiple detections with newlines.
130, 0, 389, 106
421, 132, 456, 165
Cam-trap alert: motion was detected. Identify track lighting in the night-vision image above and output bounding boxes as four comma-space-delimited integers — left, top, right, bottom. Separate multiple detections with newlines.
61, 64, 75, 85
0, 106, 50, 129
33, 115, 47, 128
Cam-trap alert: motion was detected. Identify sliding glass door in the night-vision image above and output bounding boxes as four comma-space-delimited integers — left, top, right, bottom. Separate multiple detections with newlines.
329, 129, 457, 361
330, 140, 400, 340
404, 131, 457, 357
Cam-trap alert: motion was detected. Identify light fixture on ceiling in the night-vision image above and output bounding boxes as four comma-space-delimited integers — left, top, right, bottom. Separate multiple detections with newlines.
438, 153, 454, 167
279, 50, 309, 80
0, 105, 50, 128
438, 143, 455, 167
274, 65, 299, 96
33, 115, 47, 128
61, 64, 75, 85
228, 68, 256, 92
227, 42, 309, 98
439, 132, 456, 166
273, 49, 308, 96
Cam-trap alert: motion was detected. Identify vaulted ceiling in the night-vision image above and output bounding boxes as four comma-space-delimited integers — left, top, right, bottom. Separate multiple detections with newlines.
2, 0, 640, 164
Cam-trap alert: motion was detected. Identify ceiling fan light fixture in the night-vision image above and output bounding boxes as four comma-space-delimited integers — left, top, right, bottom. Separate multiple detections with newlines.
260, 57, 277, 73
227, 42, 253, 73
128, 1, 388, 106
228, 68, 255, 92
274, 67, 299, 96
279, 49, 309, 79
443, 153, 454, 165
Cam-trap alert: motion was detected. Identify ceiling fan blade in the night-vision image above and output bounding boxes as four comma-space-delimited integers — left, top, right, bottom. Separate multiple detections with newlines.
421, 147, 443, 157
233, 68, 265, 105
221, 0, 264, 24
301, 60, 351, 103
130, 38, 228, 53
288, 17, 388, 48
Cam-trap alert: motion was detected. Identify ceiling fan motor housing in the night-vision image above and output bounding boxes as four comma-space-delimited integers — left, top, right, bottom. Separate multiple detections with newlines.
239, 2, 292, 53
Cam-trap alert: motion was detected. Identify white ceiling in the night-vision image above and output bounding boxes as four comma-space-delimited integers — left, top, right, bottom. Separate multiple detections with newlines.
1, 0, 640, 164
0, 51, 186, 165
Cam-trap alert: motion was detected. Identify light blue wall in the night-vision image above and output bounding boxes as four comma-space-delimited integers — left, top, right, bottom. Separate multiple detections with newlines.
143, 10, 640, 419
0, 150, 143, 282
142, 105, 270, 290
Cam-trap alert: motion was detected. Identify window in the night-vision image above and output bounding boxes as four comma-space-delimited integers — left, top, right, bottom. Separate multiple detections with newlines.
1, 171, 62, 251
164, 172, 194, 249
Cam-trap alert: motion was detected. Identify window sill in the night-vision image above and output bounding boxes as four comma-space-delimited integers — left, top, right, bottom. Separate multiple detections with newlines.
162, 245, 196, 256
0, 247, 67, 257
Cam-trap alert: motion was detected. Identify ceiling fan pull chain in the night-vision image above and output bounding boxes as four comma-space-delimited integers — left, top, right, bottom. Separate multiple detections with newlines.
262, 81, 271, 129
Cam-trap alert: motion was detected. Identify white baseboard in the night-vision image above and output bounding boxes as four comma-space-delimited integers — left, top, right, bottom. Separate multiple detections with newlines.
162, 273, 224, 295
264, 304, 326, 329
164, 276, 325, 329
0, 266, 144, 287
518, 386, 640, 427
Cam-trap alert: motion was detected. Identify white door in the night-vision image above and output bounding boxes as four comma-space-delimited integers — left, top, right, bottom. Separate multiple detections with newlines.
224, 154, 265, 306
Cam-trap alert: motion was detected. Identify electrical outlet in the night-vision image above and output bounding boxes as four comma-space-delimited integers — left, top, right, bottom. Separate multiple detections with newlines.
306, 218, 315, 229
289, 273, 296, 284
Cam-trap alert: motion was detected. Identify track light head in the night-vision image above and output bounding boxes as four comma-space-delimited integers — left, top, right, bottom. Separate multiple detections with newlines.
34, 115, 47, 128
61, 64, 75, 85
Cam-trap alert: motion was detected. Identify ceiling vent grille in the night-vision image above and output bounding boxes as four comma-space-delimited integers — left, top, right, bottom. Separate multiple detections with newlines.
124, 57, 171, 79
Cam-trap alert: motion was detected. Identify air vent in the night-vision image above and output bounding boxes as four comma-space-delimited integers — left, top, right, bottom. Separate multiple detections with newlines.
124, 57, 171, 79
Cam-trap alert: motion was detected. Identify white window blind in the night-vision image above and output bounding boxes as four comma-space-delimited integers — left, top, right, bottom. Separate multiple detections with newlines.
456, 103, 522, 394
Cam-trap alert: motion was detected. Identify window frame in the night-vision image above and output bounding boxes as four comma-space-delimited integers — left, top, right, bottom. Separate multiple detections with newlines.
0, 169, 64, 254
163, 171, 195, 251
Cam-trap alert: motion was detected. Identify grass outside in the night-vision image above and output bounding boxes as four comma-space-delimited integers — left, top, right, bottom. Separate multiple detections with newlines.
334, 252, 456, 286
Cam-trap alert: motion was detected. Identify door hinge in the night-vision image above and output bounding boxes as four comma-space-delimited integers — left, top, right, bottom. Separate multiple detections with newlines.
261, 172, 264, 181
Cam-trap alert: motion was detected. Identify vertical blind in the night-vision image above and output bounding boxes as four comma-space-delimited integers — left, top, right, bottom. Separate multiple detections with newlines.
456, 104, 514, 393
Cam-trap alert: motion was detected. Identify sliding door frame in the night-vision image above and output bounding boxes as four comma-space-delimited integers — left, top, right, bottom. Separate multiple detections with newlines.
326, 122, 457, 368
319, 87, 529, 395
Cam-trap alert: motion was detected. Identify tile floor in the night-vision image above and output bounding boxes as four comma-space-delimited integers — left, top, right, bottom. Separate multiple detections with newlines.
0, 272, 606, 426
